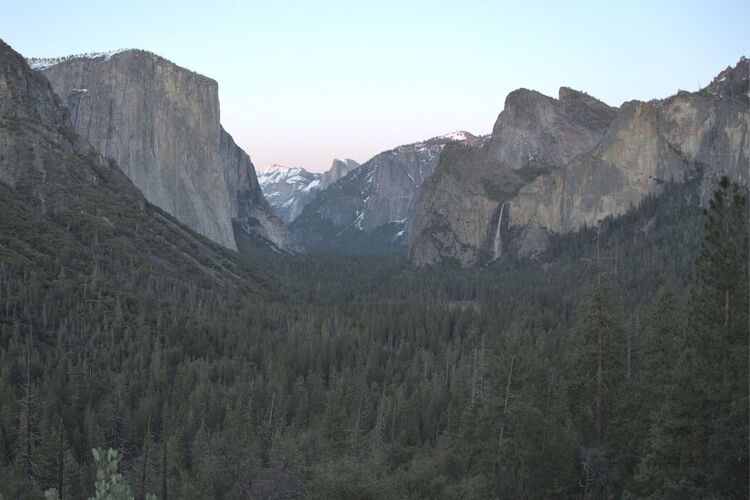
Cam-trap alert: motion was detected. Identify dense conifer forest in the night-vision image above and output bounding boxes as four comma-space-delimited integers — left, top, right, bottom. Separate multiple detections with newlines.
0, 177, 747, 499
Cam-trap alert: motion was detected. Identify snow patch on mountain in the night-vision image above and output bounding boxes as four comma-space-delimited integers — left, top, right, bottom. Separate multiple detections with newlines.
436, 130, 475, 142
258, 159, 360, 223
28, 49, 131, 70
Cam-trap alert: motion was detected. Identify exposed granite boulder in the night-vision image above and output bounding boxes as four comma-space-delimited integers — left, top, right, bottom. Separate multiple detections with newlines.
30, 49, 296, 253
292, 132, 477, 253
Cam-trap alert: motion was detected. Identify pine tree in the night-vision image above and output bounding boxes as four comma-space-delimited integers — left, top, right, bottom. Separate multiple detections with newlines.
568, 282, 627, 497
569, 283, 627, 446
620, 289, 684, 490
635, 177, 749, 498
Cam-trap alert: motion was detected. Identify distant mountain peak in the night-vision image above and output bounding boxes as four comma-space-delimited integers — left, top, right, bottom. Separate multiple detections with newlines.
434, 131, 475, 142
259, 158, 360, 223
331, 158, 361, 170
262, 163, 305, 174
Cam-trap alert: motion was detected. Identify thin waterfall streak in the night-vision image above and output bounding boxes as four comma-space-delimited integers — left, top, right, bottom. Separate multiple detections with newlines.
493, 202, 506, 260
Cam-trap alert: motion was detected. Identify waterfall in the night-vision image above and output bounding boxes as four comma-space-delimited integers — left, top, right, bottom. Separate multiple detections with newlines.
492, 202, 506, 260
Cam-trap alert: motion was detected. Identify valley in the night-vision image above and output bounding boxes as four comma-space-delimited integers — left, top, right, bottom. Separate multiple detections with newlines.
0, 12, 748, 499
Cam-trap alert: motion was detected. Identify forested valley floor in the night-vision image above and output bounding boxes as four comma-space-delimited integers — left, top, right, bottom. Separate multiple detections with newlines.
0, 179, 747, 499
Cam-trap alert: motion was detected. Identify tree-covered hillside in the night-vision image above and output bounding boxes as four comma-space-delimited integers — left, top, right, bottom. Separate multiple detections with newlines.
1, 175, 747, 499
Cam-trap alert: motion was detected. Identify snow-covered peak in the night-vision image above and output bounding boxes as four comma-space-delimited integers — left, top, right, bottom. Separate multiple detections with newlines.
258, 164, 318, 187
258, 164, 327, 222
435, 131, 475, 142
27, 49, 130, 70
262, 164, 303, 175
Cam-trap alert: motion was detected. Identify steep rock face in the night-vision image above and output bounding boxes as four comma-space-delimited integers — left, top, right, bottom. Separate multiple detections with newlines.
218, 127, 299, 252
31, 50, 295, 252
412, 90, 616, 266
412, 59, 749, 267
292, 133, 477, 253
0, 39, 260, 287
511, 58, 749, 236
0, 44, 73, 198
258, 158, 360, 222
321, 158, 360, 187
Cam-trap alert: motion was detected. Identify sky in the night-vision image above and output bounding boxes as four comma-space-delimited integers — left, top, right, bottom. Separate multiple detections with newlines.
2, 1, 748, 172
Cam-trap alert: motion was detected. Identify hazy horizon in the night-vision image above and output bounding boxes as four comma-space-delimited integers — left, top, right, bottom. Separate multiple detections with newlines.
3, 0, 748, 172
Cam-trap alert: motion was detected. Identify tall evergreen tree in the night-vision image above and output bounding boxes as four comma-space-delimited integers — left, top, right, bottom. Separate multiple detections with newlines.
636, 177, 749, 498
568, 282, 627, 497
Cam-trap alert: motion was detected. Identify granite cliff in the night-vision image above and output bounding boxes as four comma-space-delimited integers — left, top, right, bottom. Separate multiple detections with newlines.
412, 59, 749, 266
322, 158, 360, 187
0, 39, 260, 286
30, 50, 296, 253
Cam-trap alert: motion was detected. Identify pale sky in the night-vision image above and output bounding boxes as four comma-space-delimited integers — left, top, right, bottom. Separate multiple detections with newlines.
3, 0, 748, 172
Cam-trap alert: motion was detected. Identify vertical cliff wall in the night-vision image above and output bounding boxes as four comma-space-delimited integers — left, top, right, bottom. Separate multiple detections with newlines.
411, 59, 749, 267
32, 50, 296, 252
510, 59, 749, 237
411, 89, 617, 266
